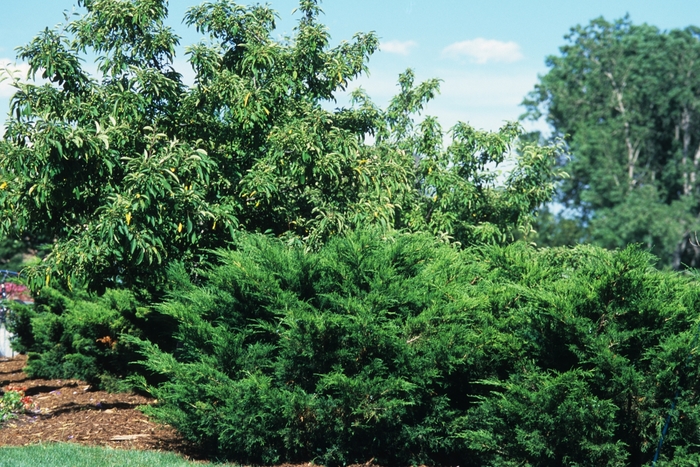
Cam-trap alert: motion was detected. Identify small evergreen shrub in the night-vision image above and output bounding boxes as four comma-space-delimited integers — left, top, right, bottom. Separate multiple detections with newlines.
132, 229, 700, 465
9, 286, 174, 388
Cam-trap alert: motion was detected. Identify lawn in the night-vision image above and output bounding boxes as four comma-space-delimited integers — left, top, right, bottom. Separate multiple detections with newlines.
0, 443, 237, 467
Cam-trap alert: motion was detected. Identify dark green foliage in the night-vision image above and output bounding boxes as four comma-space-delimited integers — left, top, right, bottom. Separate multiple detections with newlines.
522, 18, 700, 265
0, 234, 46, 272
531, 207, 587, 248
0, 238, 29, 272
130, 229, 700, 465
8, 286, 172, 388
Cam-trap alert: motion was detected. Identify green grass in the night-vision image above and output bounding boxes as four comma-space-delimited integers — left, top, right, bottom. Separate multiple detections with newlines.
0, 443, 238, 467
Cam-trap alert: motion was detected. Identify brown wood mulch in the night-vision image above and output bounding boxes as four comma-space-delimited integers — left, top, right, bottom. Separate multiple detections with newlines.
0, 355, 388, 467
0, 354, 206, 461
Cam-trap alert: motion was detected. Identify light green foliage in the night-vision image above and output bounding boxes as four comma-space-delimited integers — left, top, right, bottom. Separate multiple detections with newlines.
0, 0, 562, 292
132, 229, 700, 465
523, 17, 700, 265
0, 386, 33, 424
0, 0, 229, 292
376, 71, 566, 245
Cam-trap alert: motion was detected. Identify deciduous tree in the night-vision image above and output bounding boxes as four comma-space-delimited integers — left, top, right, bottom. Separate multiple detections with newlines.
523, 17, 700, 265
0, 0, 562, 292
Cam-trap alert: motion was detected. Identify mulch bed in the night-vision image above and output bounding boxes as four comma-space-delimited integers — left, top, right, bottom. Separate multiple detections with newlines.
0, 354, 203, 460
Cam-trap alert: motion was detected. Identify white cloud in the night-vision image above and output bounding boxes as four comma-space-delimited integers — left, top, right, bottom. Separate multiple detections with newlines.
380, 40, 417, 56
0, 59, 30, 98
441, 38, 524, 64
330, 66, 542, 133
427, 69, 536, 130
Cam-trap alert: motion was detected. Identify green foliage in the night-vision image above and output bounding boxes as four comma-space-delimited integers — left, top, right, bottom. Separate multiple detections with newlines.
0, 0, 562, 293
523, 17, 700, 265
0, 234, 45, 272
8, 286, 170, 388
0, 386, 34, 424
0, 238, 31, 272
530, 207, 587, 248
131, 229, 700, 465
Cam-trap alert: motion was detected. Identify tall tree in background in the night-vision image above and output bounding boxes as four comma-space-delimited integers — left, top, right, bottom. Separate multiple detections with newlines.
522, 17, 700, 267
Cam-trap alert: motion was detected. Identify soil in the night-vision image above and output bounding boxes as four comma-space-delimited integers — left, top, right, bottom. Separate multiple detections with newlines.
0, 355, 386, 467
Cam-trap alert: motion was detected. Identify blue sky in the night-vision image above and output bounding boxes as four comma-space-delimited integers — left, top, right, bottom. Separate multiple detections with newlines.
1, 0, 700, 133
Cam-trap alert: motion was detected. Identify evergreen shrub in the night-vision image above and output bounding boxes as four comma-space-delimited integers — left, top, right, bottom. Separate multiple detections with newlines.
132, 229, 700, 465
9, 286, 174, 389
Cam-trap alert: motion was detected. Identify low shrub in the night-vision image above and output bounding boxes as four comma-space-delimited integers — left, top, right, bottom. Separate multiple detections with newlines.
130, 229, 700, 465
8, 286, 175, 389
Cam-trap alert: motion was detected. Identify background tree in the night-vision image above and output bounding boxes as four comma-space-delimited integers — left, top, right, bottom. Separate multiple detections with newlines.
0, 0, 563, 293
522, 17, 700, 266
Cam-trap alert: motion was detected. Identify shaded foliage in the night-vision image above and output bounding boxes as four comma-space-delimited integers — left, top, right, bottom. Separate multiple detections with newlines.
8, 286, 162, 389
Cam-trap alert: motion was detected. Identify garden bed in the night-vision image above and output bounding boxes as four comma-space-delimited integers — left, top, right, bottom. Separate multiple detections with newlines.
0, 355, 200, 459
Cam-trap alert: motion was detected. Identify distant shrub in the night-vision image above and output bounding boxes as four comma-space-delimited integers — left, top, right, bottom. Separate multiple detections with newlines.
132, 229, 700, 465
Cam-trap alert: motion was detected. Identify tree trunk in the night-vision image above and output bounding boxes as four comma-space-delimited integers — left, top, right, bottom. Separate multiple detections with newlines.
606, 76, 640, 187
681, 107, 692, 195
692, 139, 700, 192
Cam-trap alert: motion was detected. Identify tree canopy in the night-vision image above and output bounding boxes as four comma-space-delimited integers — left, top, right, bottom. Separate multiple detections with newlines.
0, 0, 563, 292
522, 17, 700, 266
